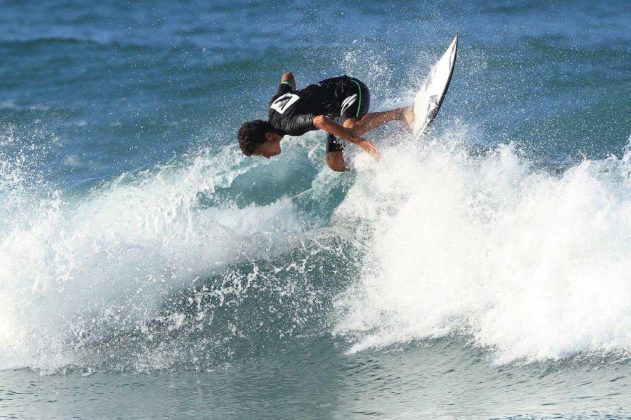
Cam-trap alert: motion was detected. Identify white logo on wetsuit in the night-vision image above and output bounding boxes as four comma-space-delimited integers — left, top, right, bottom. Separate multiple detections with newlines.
270, 93, 300, 114
340, 94, 357, 115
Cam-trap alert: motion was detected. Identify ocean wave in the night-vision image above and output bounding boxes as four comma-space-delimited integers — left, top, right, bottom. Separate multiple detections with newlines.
2, 119, 630, 372
0, 129, 350, 372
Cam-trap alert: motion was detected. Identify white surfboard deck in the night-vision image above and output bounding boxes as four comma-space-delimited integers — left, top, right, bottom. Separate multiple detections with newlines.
413, 34, 459, 138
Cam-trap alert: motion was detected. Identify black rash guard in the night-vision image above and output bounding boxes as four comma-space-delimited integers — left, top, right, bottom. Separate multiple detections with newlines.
268, 75, 370, 138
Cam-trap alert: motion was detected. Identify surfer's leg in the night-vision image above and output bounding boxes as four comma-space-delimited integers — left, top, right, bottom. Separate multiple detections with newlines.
326, 134, 349, 172
343, 108, 413, 135
339, 77, 413, 134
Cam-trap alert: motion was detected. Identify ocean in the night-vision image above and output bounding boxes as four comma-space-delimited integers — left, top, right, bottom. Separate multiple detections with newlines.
1, 0, 630, 418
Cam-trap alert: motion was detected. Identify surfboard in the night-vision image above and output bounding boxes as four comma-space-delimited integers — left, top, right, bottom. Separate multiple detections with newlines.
413, 34, 459, 138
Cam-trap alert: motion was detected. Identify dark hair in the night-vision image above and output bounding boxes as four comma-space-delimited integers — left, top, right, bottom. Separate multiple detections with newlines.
238, 120, 274, 156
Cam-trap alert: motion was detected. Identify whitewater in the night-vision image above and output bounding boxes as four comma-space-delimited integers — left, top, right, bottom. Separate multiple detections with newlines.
3, 117, 631, 372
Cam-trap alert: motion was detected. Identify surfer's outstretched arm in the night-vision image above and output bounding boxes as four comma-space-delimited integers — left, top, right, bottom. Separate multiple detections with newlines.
313, 115, 381, 160
344, 108, 414, 135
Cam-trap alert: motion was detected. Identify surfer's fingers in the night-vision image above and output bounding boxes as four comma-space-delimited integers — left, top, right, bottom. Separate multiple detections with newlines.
359, 140, 381, 161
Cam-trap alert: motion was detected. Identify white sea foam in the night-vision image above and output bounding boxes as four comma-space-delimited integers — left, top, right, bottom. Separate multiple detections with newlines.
3, 120, 630, 369
334, 130, 631, 363
0, 140, 313, 371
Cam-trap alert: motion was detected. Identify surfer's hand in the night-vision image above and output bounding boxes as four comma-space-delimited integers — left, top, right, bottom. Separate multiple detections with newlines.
358, 140, 381, 161
312, 115, 380, 161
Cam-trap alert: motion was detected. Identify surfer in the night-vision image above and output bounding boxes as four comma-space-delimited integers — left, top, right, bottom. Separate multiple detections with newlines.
238, 72, 414, 172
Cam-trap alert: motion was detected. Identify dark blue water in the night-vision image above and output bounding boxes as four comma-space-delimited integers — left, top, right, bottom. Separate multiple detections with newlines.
1, 0, 630, 417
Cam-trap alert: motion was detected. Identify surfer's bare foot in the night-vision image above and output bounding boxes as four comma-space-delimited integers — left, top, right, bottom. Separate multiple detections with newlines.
403, 107, 414, 130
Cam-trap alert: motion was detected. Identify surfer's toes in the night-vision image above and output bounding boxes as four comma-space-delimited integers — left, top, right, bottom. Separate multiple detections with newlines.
403, 108, 414, 130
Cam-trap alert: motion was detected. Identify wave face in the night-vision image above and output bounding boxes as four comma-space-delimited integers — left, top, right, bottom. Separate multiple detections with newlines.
0, 125, 362, 372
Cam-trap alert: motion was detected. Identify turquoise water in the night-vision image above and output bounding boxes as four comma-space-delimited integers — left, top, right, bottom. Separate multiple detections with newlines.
1, 0, 630, 417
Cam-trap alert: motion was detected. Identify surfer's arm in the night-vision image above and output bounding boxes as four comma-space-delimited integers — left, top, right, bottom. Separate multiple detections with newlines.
313, 115, 381, 160
280, 72, 296, 90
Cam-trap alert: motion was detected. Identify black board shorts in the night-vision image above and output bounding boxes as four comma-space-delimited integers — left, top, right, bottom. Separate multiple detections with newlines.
326, 77, 371, 153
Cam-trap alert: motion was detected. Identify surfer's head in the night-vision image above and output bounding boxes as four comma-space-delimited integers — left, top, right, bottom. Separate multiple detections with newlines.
238, 120, 282, 158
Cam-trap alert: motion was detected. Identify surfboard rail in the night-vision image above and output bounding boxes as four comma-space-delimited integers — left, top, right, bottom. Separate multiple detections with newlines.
413, 34, 459, 138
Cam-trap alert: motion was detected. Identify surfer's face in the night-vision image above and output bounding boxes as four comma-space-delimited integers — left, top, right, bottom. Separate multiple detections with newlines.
253, 132, 281, 159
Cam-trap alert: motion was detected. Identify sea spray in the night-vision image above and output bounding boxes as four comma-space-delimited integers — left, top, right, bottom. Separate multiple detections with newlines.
334, 130, 631, 363
0, 136, 336, 372
3, 118, 630, 372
